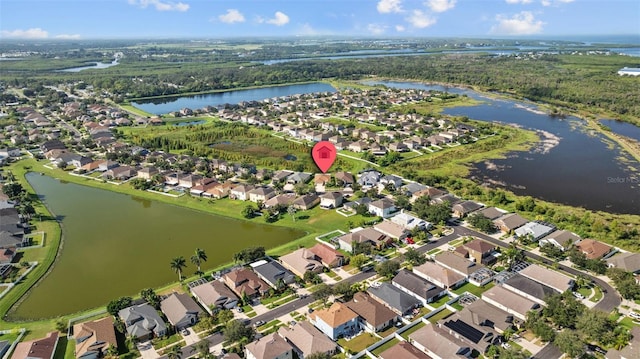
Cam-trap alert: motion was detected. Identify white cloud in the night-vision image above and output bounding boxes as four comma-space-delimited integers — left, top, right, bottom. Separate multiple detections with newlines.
128, 0, 189, 12
506, 0, 533, 4
541, 0, 551, 5
407, 10, 437, 28
395, 25, 406, 32
55, 34, 81, 40
367, 24, 388, 35
491, 11, 544, 35
377, 0, 403, 14
0, 28, 49, 39
425, 0, 456, 13
218, 9, 245, 24
542, 0, 574, 6
266, 11, 290, 26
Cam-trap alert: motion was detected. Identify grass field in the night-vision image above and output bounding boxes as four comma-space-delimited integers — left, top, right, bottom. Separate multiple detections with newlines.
427, 308, 453, 323
400, 321, 426, 339
337, 332, 379, 354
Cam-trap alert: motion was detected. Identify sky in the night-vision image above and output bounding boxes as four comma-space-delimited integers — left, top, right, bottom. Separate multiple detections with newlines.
0, 0, 639, 40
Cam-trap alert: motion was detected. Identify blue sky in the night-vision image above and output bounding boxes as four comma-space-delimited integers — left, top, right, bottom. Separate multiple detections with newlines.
1, 0, 639, 40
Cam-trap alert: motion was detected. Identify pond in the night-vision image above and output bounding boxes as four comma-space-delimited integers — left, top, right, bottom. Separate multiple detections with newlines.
364, 80, 640, 214
132, 83, 336, 115
57, 60, 119, 72
10, 174, 304, 320
600, 119, 640, 142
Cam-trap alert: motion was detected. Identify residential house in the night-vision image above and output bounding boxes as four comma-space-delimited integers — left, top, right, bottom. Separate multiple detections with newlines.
313, 173, 332, 187
97, 160, 119, 172
204, 182, 234, 199
501, 274, 558, 306
319, 192, 343, 209
346, 292, 398, 333
222, 268, 270, 299
357, 170, 381, 187
574, 239, 613, 260
137, 167, 159, 180
309, 243, 344, 268
279, 248, 324, 278
190, 180, 219, 197
514, 222, 555, 241
539, 230, 581, 251
103, 166, 137, 180
401, 182, 427, 197
481, 285, 540, 321
337, 228, 392, 253
390, 211, 431, 231
379, 175, 403, 190
248, 187, 276, 204
348, 141, 369, 153
310, 302, 359, 340
245, 332, 294, 359
368, 198, 396, 218
493, 213, 528, 234
452, 201, 483, 218
434, 252, 487, 278
11, 332, 59, 359
431, 193, 461, 206
392, 269, 446, 305
190, 280, 239, 313
230, 184, 255, 201
460, 239, 497, 265
379, 341, 431, 359
409, 323, 473, 359
292, 194, 320, 211
277, 321, 337, 359
286, 172, 312, 185
0, 148, 20, 158
118, 303, 167, 340
438, 302, 510, 353
475, 207, 507, 221
178, 174, 205, 189
160, 292, 203, 330
342, 197, 372, 212
373, 220, 410, 240
272, 170, 294, 183
518, 264, 574, 293
334, 171, 354, 186
411, 187, 446, 203
251, 260, 296, 288
0, 247, 16, 264
607, 252, 640, 274
605, 326, 640, 359
264, 193, 296, 208
73, 317, 117, 359
412, 261, 466, 290
367, 282, 421, 316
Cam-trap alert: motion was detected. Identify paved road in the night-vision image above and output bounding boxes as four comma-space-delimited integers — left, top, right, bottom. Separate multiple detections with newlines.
532, 343, 563, 359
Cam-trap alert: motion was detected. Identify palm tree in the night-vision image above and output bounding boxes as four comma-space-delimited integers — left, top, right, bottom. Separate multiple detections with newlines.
167, 344, 183, 359
191, 248, 207, 276
500, 242, 524, 270
170, 256, 187, 282
191, 339, 213, 359
104, 344, 119, 359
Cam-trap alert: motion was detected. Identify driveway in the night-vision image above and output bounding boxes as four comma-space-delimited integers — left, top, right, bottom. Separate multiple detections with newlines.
137, 341, 159, 359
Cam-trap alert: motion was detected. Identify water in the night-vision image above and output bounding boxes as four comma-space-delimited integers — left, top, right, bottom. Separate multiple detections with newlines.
365, 80, 640, 214
57, 60, 119, 72
11, 174, 304, 320
601, 119, 640, 142
174, 120, 206, 126
132, 83, 336, 115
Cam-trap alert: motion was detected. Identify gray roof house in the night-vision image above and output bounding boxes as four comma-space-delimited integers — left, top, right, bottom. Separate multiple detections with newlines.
606, 252, 640, 274
118, 303, 167, 340
502, 274, 558, 306
190, 280, 239, 314
357, 170, 382, 187
452, 201, 483, 218
160, 293, 203, 330
392, 269, 446, 305
379, 175, 403, 189
367, 282, 421, 315
251, 260, 296, 288
401, 182, 427, 196
514, 222, 555, 241
539, 230, 581, 251
286, 172, 312, 184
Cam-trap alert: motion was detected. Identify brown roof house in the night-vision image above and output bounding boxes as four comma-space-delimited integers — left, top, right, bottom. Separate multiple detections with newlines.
11, 332, 59, 359
291, 194, 320, 211
373, 220, 410, 241
222, 268, 270, 298
190, 280, 239, 313
540, 230, 581, 251
248, 187, 276, 204
279, 248, 324, 278
452, 201, 483, 218
481, 285, 540, 321
319, 192, 343, 209
277, 321, 337, 358
337, 227, 392, 253
346, 292, 399, 333
413, 261, 466, 290
575, 239, 613, 260
460, 239, 497, 265
245, 332, 294, 359
73, 317, 118, 359
493, 213, 528, 233
409, 323, 473, 359
160, 292, 203, 330
310, 302, 359, 340
309, 243, 344, 268
379, 341, 431, 359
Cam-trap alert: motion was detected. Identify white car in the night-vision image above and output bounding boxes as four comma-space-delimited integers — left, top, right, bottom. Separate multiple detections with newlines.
501, 343, 511, 349
572, 292, 585, 300
628, 312, 640, 320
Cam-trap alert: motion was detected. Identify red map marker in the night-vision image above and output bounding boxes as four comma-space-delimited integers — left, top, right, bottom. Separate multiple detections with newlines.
312, 141, 337, 173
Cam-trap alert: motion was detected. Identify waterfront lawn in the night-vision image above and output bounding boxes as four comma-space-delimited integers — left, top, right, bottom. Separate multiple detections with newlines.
337, 332, 378, 354
400, 321, 426, 340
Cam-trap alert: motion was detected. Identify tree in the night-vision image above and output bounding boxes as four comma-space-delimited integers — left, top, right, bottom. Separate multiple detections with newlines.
312, 284, 334, 306
554, 330, 585, 358
141, 288, 160, 308
1, 182, 24, 200
166, 344, 183, 359
404, 248, 427, 266
350, 254, 369, 269
233, 246, 265, 264
55, 318, 67, 332
241, 205, 255, 219
333, 281, 356, 301
191, 248, 207, 276
18, 202, 36, 220
499, 243, 524, 270
543, 292, 585, 329
191, 339, 213, 359
353, 241, 373, 255
375, 261, 400, 280
394, 195, 411, 210
217, 309, 234, 324
105, 344, 119, 359
498, 347, 529, 359
539, 243, 566, 260
303, 271, 323, 284
223, 319, 255, 344
467, 213, 497, 233
107, 296, 133, 316
56, 160, 68, 170
170, 256, 187, 282
576, 310, 615, 344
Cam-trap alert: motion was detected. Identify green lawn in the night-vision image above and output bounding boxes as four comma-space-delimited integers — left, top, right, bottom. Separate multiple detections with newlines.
378, 326, 398, 338
338, 332, 379, 354
152, 333, 182, 350
590, 286, 604, 302
266, 295, 297, 309
430, 295, 452, 308
578, 286, 592, 298
428, 309, 453, 324
411, 306, 431, 320
452, 282, 495, 297
371, 338, 400, 356
451, 302, 464, 311
426, 248, 442, 255
618, 317, 639, 331
401, 321, 427, 340
258, 319, 282, 332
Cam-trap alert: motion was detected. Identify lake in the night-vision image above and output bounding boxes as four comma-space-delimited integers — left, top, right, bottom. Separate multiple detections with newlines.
364, 80, 640, 214
601, 119, 640, 142
132, 83, 336, 115
57, 60, 119, 72
10, 174, 304, 320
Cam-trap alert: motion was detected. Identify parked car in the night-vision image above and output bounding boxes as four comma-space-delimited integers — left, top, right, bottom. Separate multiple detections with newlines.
572, 292, 585, 300
181, 329, 190, 335
236, 307, 244, 313
254, 320, 266, 327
